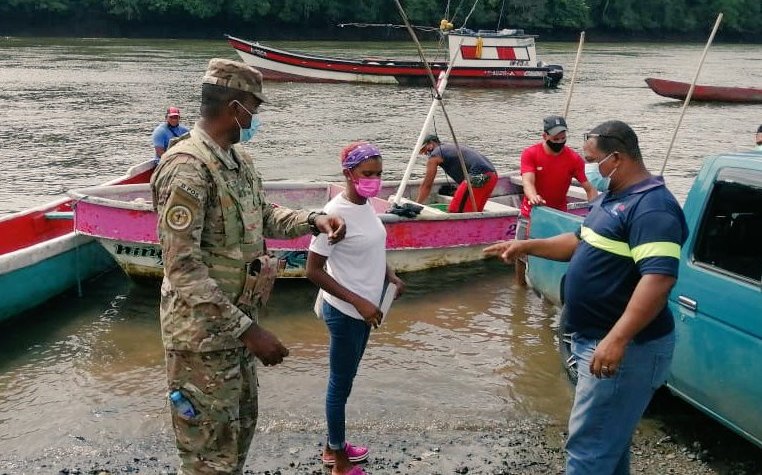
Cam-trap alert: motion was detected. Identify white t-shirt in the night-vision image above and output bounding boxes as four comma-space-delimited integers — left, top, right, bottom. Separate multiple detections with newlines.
309, 193, 387, 320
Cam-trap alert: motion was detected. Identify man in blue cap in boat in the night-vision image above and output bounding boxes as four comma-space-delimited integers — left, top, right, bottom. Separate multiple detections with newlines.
151, 57, 345, 474
416, 134, 498, 212
152, 106, 190, 162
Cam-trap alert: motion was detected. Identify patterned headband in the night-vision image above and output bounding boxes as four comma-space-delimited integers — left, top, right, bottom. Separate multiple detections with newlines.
342, 143, 382, 170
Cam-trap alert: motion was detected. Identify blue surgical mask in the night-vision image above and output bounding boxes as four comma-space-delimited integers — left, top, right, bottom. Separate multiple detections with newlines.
755, 144, 762, 152
238, 115, 260, 143
585, 152, 616, 192
233, 100, 260, 143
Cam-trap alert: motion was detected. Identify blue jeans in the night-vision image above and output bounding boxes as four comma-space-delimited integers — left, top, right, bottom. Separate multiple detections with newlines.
566, 331, 675, 475
323, 301, 370, 450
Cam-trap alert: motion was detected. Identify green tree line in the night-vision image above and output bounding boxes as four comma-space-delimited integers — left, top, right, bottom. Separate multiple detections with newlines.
1, 0, 759, 36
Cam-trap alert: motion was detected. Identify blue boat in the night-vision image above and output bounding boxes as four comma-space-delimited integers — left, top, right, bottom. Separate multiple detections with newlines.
0, 161, 155, 324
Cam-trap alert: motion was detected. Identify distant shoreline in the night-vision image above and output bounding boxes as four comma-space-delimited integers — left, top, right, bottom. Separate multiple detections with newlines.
1, 18, 760, 44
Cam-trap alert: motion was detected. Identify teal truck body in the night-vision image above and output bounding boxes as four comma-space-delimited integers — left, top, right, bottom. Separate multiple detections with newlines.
527, 151, 762, 447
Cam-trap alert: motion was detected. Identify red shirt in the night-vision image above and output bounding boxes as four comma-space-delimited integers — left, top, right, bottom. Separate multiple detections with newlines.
520, 142, 588, 217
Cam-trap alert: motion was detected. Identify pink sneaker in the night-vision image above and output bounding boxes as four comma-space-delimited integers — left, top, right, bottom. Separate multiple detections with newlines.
336, 467, 366, 475
321, 442, 370, 465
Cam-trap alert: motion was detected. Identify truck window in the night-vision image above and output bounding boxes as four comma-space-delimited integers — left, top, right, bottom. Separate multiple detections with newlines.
693, 169, 762, 283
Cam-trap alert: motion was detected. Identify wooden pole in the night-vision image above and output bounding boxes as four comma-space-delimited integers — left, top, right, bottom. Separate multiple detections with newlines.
660, 13, 723, 176
562, 31, 585, 119
393, 0, 478, 212
393, 40, 462, 205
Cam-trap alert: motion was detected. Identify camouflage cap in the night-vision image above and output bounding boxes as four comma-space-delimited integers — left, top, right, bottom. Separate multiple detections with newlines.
202, 58, 269, 103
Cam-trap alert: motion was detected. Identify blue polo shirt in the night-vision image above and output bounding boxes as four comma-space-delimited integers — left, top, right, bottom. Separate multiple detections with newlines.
564, 176, 688, 342
152, 122, 189, 158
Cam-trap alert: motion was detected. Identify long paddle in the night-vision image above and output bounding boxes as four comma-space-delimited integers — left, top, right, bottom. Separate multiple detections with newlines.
393, 0, 478, 212
561, 31, 585, 119
660, 13, 723, 176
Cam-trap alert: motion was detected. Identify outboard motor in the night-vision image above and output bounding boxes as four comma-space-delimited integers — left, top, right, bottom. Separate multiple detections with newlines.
542, 63, 564, 88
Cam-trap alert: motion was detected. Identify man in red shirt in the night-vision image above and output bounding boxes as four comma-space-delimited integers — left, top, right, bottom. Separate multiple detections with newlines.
515, 115, 597, 283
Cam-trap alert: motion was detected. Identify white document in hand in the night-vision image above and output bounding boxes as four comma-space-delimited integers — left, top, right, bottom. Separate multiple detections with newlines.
378, 282, 397, 325
313, 290, 324, 319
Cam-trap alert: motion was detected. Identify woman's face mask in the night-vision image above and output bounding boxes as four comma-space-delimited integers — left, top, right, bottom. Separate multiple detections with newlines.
353, 177, 382, 198
345, 153, 383, 199
585, 152, 617, 191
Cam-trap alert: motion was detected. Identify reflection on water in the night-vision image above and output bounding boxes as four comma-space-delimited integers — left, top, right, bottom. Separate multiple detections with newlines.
262, 259, 574, 432
0, 261, 574, 458
0, 273, 167, 457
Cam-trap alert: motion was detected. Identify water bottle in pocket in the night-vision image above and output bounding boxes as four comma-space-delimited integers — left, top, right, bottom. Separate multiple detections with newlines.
169, 389, 197, 420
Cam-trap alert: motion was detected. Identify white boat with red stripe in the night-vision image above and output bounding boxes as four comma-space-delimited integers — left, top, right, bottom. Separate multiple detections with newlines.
226, 28, 563, 89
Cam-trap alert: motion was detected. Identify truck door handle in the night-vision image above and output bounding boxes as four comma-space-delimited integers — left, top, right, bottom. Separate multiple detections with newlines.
677, 295, 697, 311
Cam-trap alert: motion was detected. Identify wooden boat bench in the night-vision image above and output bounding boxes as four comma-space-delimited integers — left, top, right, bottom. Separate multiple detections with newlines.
44, 211, 74, 220
482, 200, 518, 213
430, 193, 519, 215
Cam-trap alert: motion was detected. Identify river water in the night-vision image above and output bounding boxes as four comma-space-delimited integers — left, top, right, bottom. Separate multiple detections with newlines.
0, 37, 761, 463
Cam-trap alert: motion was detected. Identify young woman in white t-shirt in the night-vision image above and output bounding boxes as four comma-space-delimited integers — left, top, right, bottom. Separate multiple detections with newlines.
306, 142, 405, 475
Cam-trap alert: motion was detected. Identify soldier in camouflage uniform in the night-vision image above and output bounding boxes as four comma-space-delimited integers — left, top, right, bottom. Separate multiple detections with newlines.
150, 58, 346, 475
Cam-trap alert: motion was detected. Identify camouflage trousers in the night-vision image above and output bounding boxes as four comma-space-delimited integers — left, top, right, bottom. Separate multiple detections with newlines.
165, 348, 258, 475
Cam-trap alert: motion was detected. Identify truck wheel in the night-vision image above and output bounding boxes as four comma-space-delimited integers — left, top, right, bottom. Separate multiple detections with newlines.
558, 305, 579, 385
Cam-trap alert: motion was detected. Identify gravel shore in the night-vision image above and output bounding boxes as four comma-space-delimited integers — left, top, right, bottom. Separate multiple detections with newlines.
3, 397, 761, 475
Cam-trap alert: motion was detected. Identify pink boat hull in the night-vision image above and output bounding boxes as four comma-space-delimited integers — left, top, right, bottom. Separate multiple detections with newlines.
70, 176, 592, 279
72, 176, 573, 279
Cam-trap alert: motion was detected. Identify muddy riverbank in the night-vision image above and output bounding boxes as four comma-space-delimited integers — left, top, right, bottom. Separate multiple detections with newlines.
2, 401, 760, 475
1, 266, 761, 474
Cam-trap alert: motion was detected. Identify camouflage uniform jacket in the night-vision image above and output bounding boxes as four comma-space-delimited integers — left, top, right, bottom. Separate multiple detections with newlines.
150, 126, 311, 352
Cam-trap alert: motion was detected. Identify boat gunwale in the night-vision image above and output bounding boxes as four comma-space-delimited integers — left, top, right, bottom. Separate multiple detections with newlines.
0, 160, 155, 257
0, 195, 71, 224
0, 231, 90, 274
69, 181, 523, 220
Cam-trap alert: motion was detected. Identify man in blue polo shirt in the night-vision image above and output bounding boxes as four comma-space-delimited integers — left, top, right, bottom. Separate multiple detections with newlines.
485, 120, 688, 474
152, 106, 189, 162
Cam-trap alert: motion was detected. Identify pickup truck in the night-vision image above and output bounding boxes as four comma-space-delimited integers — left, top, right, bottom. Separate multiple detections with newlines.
526, 151, 762, 448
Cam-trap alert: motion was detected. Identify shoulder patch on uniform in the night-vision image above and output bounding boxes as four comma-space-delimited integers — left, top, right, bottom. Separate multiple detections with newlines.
166, 205, 193, 231
178, 182, 202, 201
162, 152, 196, 166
